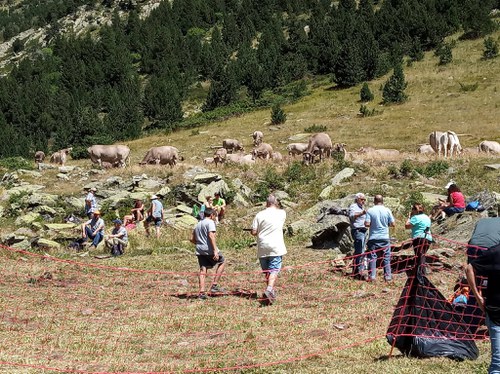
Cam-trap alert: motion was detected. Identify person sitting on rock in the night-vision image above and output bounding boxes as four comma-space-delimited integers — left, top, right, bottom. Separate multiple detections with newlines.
432, 182, 466, 221
213, 192, 226, 223
123, 199, 145, 227
104, 219, 128, 256
81, 210, 105, 250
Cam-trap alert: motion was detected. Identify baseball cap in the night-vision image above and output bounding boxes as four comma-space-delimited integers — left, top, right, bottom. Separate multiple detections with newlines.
445, 180, 455, 189
151, 195, 158, 200
112, 219, 122, 225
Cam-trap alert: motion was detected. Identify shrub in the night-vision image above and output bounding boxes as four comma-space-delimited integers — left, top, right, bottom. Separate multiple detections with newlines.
284, 161, 315, 184
253, 167, 286, 202
403, 191, 425, 213
435, 43, 453, 65
359, 104, 377, 117
459, 82, 478, 92
271, 103, 287, 125
360, 82, 374, 102
70, 146, 89, 160
304, 124, 327, 133
415, 160, 449, 178
399, 159, 414, 177
483, 37, 499, 60
0, 157, 33, 170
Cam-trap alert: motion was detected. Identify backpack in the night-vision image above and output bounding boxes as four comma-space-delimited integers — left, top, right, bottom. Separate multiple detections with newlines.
192, 204, 200, 219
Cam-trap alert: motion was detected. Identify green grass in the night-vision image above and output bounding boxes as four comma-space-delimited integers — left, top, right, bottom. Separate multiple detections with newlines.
0, 31, 500, 373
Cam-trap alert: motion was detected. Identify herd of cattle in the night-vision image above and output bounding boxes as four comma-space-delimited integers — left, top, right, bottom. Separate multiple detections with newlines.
32, 130, 500, 169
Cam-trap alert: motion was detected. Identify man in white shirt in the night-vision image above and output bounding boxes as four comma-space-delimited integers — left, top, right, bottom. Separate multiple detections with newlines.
251, 194, 287, 305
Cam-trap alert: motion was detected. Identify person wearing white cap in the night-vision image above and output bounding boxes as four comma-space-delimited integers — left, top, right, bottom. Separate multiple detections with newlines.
144, 195, 164, 238
349, 193, 368, 280
85, 187, 98, 219
105, 219, 128, 256
250, 194, 287, 305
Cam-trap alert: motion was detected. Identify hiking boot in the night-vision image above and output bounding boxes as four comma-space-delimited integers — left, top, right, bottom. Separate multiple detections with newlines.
209, 285, 225, 294
264, 289, 277, 304
198, 293, 208, 300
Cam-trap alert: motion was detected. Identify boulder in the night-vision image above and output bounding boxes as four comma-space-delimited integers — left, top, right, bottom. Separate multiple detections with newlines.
100, 191, 132, 209
2, 232, 30, 247
57, 173, 70, 180
33, 205, 58, 216
64, 196, 85, 212
176, 204, 193, 214
485, 164, 500, 170
232, 178, 252, 198
232, 193, 249, 207
104, 176, 124, 187
193, 173, 221, 184
15, 212, 41, 226
421, 192, 446, 205
3, 184, 45, 199
35, 238, 61, 250
37, 163, 57, 171
26, 193, 59, 207
319, 185, 334, 200
44, 223, 77, 230
331, 168, 355, 186
273, 191, 290, 201
198, 180, 229, 202
11, 239, 31, 250
173, 214, 198, 230
58, 166, 77, 174
155, 187, 171, 198
184, 166, 209, 180
17, 169, 42, 178
138, 178, 163, 190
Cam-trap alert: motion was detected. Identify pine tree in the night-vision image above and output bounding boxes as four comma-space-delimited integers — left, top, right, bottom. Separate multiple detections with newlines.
435, 43, 453, 65
382, 64, 408, 104
483, 36, 499, 59
271, 103, 287, 125
360, 82, 374, 102
333, 42, 365, 87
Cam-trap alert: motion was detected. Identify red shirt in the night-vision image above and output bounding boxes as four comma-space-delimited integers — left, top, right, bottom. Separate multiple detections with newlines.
450, 191, 465, 209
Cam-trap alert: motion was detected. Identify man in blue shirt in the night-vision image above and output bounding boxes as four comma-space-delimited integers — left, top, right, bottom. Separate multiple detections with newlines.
145, 195, 164, 238
365, 195, 395, 282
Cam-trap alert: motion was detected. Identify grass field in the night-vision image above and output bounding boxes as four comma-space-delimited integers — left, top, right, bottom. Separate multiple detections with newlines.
0, 31, 500, 373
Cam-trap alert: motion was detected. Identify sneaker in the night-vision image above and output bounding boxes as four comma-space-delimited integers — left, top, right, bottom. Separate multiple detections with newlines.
209, 285, 225, 294
198, 293, 208, 300
384, 277, 393, 283
264, 289, 277, 304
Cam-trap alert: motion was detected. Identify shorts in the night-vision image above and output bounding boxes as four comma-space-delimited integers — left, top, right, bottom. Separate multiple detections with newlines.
259, 256, 283, 274
146, 216, 162, 227
443, 206, 464, 216
197, 253, 225, 269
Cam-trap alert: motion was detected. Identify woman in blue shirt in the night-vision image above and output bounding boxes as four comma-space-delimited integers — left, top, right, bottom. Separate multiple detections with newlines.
405, 203, 432, 272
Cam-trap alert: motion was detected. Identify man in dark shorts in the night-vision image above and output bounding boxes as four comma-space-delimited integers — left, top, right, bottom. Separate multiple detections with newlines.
190, 208, 225, 299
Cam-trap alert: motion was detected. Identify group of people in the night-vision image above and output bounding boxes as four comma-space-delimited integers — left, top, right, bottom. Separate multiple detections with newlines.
349, 193, 434, 282
349, 182, 467, 282
191, 194, 286, 304
80, 187, 167, 255
196, 192, 226, 223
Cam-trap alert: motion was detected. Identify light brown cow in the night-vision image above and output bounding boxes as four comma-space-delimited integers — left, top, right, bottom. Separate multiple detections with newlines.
252, 131, 263, 146
88, 145, 130, 168
222, 139, 244, 153
252, 143, 273, 160
34, 151, 45, 164
139, 146, 182, 167
213, 148, 228, 166
302, 133, 332, 165
50, 147, 72, 166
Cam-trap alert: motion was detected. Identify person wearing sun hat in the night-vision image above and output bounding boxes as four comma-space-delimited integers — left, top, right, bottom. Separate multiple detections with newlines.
81, 210, 105, 250
85, 187, 98, 219
144, 195, 164, 238
104, 219, 128, 256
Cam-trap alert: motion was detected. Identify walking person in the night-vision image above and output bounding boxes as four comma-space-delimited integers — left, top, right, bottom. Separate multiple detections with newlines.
466, 243, 500, 374
364, 195, 395, 282
191, 208, 226, 299
405, 203, 432, 272
251, 194, 287, 304
349, 193, 368, 280
144, 195, 164, 238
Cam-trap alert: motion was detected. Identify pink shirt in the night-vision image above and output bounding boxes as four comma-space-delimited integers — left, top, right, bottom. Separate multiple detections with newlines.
450, 191, 465, 209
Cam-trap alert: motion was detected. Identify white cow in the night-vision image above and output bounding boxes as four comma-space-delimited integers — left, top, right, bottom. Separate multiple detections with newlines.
252, 131, 263, 146
479, 140, 500, 154
439, 131, 462, 158
429, 131, 445, 155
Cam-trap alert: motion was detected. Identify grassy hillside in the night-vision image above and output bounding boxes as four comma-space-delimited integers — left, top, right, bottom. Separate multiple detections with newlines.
0, 31, 499, 374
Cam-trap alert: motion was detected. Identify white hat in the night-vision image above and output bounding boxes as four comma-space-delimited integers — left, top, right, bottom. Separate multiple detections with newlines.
445, 180, 455, 189
151, 195, 158, 200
